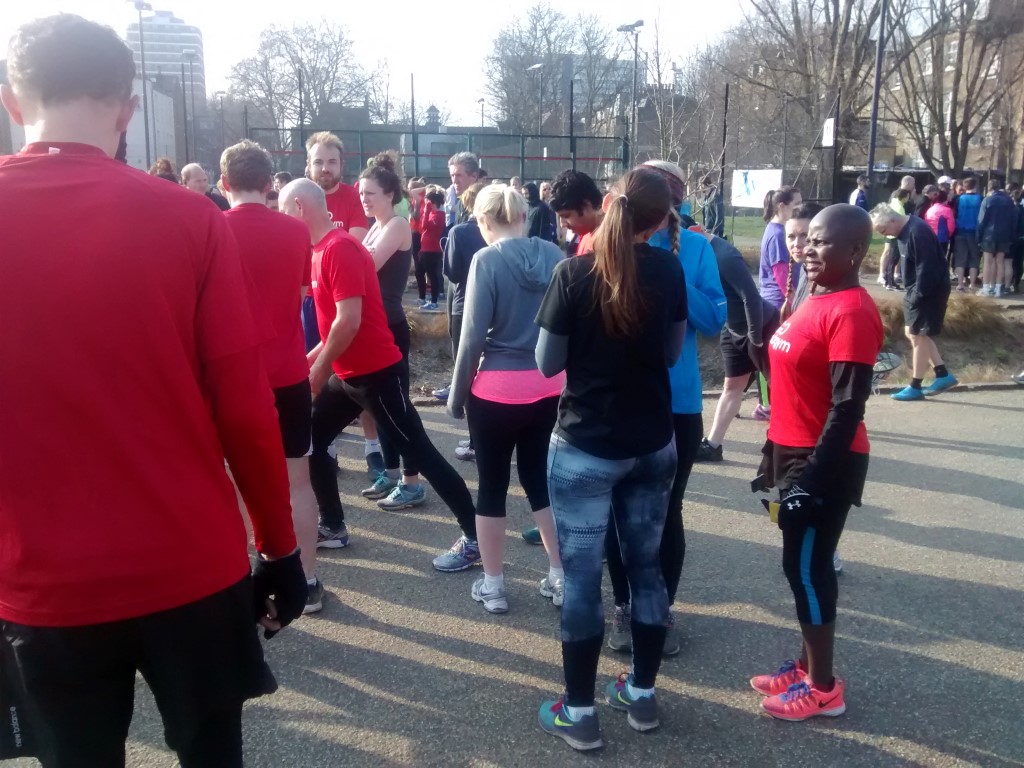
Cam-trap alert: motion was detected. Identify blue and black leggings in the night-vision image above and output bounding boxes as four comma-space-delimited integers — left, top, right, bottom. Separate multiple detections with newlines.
776, 447, 868, 626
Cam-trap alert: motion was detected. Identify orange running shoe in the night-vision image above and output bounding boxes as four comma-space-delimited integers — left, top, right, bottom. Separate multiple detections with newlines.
761, 679, 846, 721
750, 659, 807, 696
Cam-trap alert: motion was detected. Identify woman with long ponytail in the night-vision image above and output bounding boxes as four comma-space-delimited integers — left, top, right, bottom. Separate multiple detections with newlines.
604, 160, 726, 660
534, 167, 687, 751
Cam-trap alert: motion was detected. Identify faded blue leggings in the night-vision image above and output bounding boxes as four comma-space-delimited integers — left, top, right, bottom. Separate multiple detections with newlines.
547, 434, 676, 703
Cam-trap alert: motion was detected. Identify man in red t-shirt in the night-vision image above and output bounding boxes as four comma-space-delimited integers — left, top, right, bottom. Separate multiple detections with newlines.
279, 179, 481, 571
221, 140, 326, 615
304, 131, 384, 477
548, 169, 604, 256
0, 16, 306, 764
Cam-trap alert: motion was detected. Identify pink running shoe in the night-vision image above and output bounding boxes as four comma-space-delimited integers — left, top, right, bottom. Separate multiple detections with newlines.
750, 659, 807, 696
751, 404, 771, 421
761, 679, 846, 721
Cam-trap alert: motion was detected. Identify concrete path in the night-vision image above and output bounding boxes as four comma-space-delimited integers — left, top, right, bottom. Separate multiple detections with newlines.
12, 388, 1024, 767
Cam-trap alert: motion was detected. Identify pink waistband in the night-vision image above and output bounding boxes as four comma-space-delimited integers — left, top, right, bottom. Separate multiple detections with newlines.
471, 368, 565, 404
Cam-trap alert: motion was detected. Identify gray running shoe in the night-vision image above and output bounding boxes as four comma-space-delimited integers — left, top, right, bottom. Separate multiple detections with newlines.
361, 472, 398, 500
538, 698, 603, 751
303, 579, 324, 614
605, 674, 660, 732
539, 577, 564, 607
471, 576, 509, 614
663, 612, 681, 657
432, 536, 481, 572
607, 604, 631, 653
316, 524, 349, 549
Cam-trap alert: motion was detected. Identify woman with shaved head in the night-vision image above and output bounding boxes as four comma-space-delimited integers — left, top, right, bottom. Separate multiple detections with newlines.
751, 204, 882, 722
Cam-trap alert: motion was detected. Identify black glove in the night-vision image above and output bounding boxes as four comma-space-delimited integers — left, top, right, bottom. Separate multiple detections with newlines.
251, 549, 308, 639
777, 485, 818, 531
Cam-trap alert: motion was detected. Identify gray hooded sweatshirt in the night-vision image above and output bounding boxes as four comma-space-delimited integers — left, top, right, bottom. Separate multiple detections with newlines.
448, 236, 564, 413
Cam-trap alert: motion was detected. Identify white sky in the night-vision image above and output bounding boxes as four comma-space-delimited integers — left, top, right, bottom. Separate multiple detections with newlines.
1, 0, 746, 124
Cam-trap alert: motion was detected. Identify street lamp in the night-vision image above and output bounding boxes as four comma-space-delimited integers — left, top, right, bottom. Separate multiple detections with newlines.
617, 19, 644, 153
478, 98, 485, 129
129, 1, 153, 168
527, 63, 544, 135
183, 49, 198, 167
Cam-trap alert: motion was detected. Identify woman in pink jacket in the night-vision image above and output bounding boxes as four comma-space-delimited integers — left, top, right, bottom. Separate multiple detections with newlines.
924, 189, 956, 250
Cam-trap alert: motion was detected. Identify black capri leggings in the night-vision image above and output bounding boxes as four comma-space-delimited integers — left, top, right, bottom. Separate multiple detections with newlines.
606, 412, 703, 606
416, 251, 443, 302
465, 393, 557, 517
777, 448, 868, 626
379, 319, 417, 477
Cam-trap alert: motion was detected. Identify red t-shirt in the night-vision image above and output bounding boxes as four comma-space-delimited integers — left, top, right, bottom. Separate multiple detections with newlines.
767, 287, 882, 453
0, 143, 295, 627
326, 184, 369, 233
224, 203, 311, 388
311, 229, 402, 378
576, 231, 596, 256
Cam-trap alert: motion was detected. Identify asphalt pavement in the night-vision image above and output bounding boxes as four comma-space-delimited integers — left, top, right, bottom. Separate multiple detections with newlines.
12, 388, 1024, 767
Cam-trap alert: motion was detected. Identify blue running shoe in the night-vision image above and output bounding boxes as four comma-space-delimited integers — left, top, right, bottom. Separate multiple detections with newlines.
432, 536, 481, 572
605, 673, 659, 732
377, 483, 427, 510
432, 386, 450, 401
538, 697, 603, 751
891, 386, 925, 401
361, 472, 398, 500
923, 373, 958, 396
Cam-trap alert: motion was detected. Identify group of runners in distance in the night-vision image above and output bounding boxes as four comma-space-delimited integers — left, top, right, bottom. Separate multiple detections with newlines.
1, 13, 1015, 765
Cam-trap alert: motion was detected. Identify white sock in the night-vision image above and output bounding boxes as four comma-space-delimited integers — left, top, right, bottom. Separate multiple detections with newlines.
483, 572, 504, 592
306, 576, 317, 587
548, 566, 564, 584
565, 704, 595, 719
364, 439, 380, 457
626, 681, 655, 699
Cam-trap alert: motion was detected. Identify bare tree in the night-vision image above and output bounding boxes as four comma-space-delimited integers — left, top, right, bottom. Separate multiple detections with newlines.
883, 0, 1024, 175
228, 21, 370, 141
484, 3, 630, 135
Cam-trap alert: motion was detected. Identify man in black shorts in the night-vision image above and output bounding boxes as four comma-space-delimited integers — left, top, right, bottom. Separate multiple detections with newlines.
696, 232, 779, 461
0, 16, 306, 765
221, 140, 325, 614
871, 203, 958, 401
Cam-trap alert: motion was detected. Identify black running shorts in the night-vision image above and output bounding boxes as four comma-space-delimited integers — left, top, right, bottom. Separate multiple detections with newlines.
273, 379, 313, 458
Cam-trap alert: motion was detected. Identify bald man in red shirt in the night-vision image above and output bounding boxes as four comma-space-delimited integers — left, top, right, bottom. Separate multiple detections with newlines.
0, 15, 306, 766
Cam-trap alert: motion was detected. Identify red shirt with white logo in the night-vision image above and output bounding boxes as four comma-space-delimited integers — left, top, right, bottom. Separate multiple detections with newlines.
326, 184, 368, 234
312, 229, 402, 378
224, 203, 311, 388
767, 287, 882, 453
0, 143, 295, 627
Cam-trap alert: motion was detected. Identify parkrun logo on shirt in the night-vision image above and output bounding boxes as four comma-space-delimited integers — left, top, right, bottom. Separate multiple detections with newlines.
770, 322, 792, 354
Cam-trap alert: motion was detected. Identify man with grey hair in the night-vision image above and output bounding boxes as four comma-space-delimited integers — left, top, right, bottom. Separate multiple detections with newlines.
446, 151, 482, 228
870, 203, 957, 401
279, 180, 482, 571
181, 162, 230, 210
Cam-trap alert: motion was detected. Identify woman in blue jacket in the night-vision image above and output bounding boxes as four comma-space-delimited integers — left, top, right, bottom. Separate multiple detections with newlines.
606, 160, 727, 656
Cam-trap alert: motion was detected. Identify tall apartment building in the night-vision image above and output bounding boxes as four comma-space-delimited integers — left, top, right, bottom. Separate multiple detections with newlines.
127, 10, 206, 113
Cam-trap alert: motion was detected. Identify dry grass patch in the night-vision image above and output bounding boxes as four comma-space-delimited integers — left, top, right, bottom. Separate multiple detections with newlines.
873, 293, 1009, 341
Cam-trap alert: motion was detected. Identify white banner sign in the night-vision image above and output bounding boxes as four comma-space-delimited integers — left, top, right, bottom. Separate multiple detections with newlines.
822, 118, 835, 148
731, 169, 784, 209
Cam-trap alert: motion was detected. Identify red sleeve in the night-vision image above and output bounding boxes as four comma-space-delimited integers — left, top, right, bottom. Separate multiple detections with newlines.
425, 209, 444, 237
326, 239, 367, 302
825, 299, 883, 366
944, 208, 956, 237
302, 243, 312, 286
194, 212, 296, 558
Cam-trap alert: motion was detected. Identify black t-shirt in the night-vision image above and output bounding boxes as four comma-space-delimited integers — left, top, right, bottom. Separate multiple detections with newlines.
897, 215, 948, 298
535, 243, 687, 460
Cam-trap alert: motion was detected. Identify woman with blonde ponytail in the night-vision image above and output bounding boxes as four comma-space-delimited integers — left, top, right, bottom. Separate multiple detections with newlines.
604, 159, 726, 659
534, 167, 687, 750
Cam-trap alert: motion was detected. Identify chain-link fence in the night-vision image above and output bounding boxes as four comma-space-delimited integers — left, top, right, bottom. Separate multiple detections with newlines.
248, 127, 627, 186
